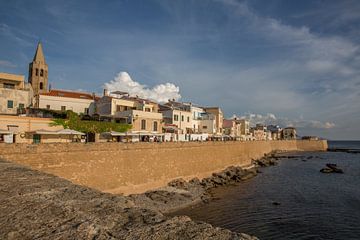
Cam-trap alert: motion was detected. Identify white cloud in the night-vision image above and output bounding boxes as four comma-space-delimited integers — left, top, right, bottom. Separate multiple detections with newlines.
236, 112, 335, 130
104, 71, 181, 103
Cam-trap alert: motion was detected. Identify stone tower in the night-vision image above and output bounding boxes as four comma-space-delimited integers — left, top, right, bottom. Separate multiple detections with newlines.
28, 42, 48, 107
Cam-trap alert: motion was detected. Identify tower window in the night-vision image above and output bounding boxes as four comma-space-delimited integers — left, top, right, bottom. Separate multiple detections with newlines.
40, 82, 43, 90
40, 69, 44, 77
35, 68, 39, 76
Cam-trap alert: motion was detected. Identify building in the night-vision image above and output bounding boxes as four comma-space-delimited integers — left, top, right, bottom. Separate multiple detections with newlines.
0, 115, 63, 143
39, 89, 98, 114
283, 127, 297, 140
160, 101, 193, 134
204, 107, 223, 135
28, 42, 48, 107
223, 118, 241, 139
238, 119, 251, 140
250, 127, 267, 141
96, 91, 162, 135
267, 125, 282, 140
0, 72, 33, 115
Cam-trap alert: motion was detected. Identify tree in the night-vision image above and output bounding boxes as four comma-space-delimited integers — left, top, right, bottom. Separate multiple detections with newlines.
50, 111, 131, 133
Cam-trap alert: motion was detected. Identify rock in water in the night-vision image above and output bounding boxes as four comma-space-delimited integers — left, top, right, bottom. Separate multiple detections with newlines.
320, 168, 333, 173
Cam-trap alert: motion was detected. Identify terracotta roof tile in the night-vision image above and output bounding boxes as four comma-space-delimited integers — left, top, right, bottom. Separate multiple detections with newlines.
40, 89, 100, 100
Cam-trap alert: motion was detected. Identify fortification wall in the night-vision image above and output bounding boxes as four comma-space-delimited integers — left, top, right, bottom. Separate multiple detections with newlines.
0, 140, 327, 194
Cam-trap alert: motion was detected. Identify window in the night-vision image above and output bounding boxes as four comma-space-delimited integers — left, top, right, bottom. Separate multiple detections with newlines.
145, 108, 151, 112
181, 115, 184, 121
39, 82, 43, 90
153, 121, 158, 131
141, 119, 146, 130
40, 69, 44, 77
84, 108, 89, 114
116, 105, 121, 112
187, 116, 190, 122
18, 103, 24, 109
46, 105, 50, 110
174, 114, 179, 121
61, 106, 66, 111
7, 100, 13, 109
202, 126, 207, 129
35, 68, 39, 76
3, 83, 15, 89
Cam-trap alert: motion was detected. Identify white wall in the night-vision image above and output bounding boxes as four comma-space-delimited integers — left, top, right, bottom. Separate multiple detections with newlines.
39, 95, 94, 114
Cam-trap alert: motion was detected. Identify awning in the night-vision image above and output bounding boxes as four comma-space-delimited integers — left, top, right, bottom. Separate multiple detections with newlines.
0, 129, 12, 134
28, 129, 85, 135
28, 129, 59, 135
102, 131, 127, 136
163, 125, 181, 131
130, 131, 164, 136
57, 129, 85, 135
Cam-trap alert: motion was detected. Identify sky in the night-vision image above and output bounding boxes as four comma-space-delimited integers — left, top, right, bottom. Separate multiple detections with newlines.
1, 0, 360, 140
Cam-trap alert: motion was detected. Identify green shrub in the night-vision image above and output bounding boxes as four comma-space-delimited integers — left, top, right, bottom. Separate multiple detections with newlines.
50, 111, 131, 133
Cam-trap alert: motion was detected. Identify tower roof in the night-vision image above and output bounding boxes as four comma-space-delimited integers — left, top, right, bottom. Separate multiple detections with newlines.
33, 42, 46, 63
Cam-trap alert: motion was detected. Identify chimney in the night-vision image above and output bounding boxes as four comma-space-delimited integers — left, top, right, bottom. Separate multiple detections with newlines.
103, 89, 108, 96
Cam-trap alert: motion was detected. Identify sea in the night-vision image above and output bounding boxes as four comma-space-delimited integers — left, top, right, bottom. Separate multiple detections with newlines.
173, 141, 360, 240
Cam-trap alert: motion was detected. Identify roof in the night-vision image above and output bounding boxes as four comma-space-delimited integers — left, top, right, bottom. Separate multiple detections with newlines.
223, 119, 234, 128
0, 72, 25, 82
33, 42, 46, 63
40, 89, 100, 100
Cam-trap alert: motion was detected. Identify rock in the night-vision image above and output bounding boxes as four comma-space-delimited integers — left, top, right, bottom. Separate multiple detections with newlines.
320, 163, 344, 174
320, 167, 333, 173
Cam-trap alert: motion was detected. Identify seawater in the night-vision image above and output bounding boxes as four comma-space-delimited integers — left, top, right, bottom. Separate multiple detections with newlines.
173, 141, 360, 240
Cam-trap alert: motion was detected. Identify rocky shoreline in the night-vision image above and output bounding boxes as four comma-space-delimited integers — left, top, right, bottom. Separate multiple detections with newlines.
0, 159, 259, 240
1, 151, 314, 239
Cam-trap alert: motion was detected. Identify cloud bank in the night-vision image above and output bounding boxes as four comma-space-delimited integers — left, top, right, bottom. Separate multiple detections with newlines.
104, 72, 181, 103
235, 112, 335, 130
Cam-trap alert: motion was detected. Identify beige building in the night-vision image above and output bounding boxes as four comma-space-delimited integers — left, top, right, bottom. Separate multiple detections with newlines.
283, 127, 297, 140
223, 118, 241, 139
238, 119, 251, 140
39, 89, 98, 114
28, 42, 48, 107
0, 115, 63, 143
96, 92, 162, 134
0, 72, 33, 115
160, 101, 193, 134
204, 107, 223, 135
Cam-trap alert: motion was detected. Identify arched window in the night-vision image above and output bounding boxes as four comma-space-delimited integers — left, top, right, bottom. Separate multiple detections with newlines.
153, 121, 158, 131
141, 119, 146, 130
35, 68, 39, 76
39, 82, 43, 90
40, 69, 44, 77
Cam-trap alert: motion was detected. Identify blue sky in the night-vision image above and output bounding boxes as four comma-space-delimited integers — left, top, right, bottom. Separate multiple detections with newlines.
1, 0, 360, 140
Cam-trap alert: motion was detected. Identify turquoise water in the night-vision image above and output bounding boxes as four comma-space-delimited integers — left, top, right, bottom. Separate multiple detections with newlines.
174, 141, 360, 240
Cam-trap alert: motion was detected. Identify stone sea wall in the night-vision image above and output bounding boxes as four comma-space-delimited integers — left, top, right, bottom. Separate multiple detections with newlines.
0, 140, 327, 194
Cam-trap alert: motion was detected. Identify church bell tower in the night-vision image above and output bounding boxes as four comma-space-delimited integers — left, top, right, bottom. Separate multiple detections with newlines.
28, 42, 48, 107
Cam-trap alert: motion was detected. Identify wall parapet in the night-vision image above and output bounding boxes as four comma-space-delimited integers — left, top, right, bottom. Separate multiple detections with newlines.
0, 140, 327, 194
